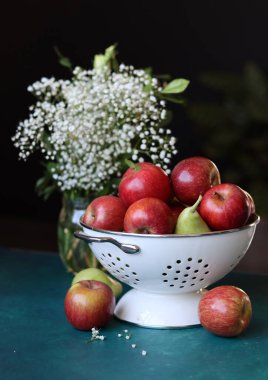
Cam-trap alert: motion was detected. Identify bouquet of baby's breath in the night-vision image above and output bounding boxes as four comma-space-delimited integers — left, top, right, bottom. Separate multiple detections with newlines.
12, 45, 189, 273
12, 45, 189, 201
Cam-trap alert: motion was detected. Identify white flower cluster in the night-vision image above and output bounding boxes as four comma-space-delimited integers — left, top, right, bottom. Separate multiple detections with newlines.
12, 64, 178, 193
88, 327, 105, 342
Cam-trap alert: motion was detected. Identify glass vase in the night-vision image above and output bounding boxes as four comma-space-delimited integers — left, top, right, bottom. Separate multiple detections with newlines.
57, 194, 99, 274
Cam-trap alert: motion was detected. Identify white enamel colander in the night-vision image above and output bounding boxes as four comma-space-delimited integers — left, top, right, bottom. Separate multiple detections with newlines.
74, 215, 260, 329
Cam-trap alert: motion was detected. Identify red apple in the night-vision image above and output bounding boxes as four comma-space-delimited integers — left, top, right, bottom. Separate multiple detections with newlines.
168, 199, 185, 232
199, 183, 251, 230
243, 190, 256, 216
118, 162, 171, 207
124, 197, 173, 234
64, 280, 115, 330
171, 156, 221, 205
243, 190, 256, 224
82, 195, 127, 231
198, 285, 252, 337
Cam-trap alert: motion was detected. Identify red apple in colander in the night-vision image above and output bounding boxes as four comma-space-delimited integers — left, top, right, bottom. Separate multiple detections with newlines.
171, 156, 221, 206
124, 197, 173, 234
118, 162, 171, 208
82, 195, 127, 231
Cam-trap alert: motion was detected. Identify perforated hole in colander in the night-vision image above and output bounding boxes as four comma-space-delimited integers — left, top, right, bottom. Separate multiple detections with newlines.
161, 257, 210, 289
99, 253, 106, 262
100, 252, 141, 286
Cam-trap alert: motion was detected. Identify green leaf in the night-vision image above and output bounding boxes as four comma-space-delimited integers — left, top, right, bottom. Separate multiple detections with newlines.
59, 57, 72, 69
93, 44, 118, 70
93, 55, 106, 69
53, 46, 72, 70
144, 67, 153, 76
35, 176, 47, 190
161, 78, 190, 94
105, 44, 117, 60
142, 67, 153, 93
35, 162, 58, 200
144, 76, 152, 93
158, 92, 186, 105
42, 185, 57, 201
124, 159, 141, 171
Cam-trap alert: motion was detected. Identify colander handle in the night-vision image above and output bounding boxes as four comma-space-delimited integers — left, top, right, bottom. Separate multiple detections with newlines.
74, 231, 140, 254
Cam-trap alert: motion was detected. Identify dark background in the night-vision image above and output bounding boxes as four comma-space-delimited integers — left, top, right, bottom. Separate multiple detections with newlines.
1, 1, 268, 233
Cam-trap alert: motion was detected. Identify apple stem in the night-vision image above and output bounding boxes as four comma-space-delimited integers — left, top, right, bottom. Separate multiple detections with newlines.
125, 158, 141, 172
214, 191, 225, 201
190, 194, 202, 213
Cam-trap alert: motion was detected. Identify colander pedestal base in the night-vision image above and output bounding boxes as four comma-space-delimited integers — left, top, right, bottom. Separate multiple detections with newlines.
114, 288, 207, 328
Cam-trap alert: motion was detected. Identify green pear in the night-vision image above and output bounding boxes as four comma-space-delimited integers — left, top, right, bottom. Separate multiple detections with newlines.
72, 268, 123, 298
175, 195, 211, 235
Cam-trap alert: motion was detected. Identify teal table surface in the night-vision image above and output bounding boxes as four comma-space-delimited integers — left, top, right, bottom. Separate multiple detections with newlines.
1, 246, 268, 380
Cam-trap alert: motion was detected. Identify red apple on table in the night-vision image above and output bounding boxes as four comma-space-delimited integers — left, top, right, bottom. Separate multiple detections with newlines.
199, 183, 251, 231
124, 197, 173, 234
64, 280, 116, 330
118, 162, 171, 207
198, 285, 252, 337
171, 156, 221, 205
82, 195, 127, 231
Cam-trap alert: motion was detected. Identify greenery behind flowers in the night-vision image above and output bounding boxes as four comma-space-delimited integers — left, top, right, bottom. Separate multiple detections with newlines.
188, 62, 268, 215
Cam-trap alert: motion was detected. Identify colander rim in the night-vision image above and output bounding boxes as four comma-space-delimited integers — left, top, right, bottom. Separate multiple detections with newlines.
80, 214, 260, 238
